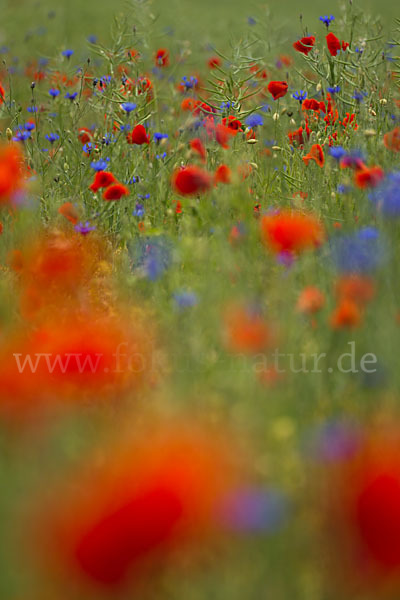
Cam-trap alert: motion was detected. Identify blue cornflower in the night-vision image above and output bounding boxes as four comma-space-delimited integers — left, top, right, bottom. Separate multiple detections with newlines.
133, 203, 145, 217
27, 105, 38, 113
247, 16, 257, 25
49, 88, 60, 98
355, 46, 364, 54
154, 132, 169, 141
245, 113, 264, 128
327, 85, 341, 94
292, 90, 307, 102
261, 103, 271, 112
329, 146, 346, 161
24, 122, 35, 131
65, 92, 78, 101
369, 172, 400, 216
90, 158, 110, 171
45, 133, 60, 143
173, 291, 198, 310
128, 236, 173, 281
120, 101, 137, 113
74, 221, 96, 235
337, 184, 350, 194
39, 57, 49, 66
83, 142, 94, 154
220, 101, 236, 112
13, 130, 31, 142
87, 35, 97, 43
353, 90, 367, 102
62, 49, 74, 58
180, 75, 198, 90
329, 227, 387, 273
319, 15, 335, 27
156, 152, 167, 160
119, 124, 131, 132
137, 193, 150, 200
102, 133, 116, 145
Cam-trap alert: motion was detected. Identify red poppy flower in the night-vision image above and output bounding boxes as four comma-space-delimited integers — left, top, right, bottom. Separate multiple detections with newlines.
326, 33, 341, 56
0, 143, 25, 205
330, 298, 362, 329
89, 171, 116, 192
181, 97, 198, 112
190, 138, 206, 162
302, 98, 324, 112
172, 166, 212, 196
288, 126, 309, 146
222, 115, 243, 134
354, 166, 384, 189
207, 56, 222, 69
296, 287, 325, 314
293, 35, 315, 55
267, 81, 288, 100
0, 82, 5, 104
215, 123, 236, 149
103, 183, 129, 201
58, 202, 79, 224
303, 144, 325, 167
383, 127, 400, 152
33, 423, 240, 590
335, 274, 375, 307
78, 127, 92, 145
225, 306, 272, 354
155, 48, 169, 67
214, 164, 231, 185
261, 210, 325, 255
126, 124, 150, 145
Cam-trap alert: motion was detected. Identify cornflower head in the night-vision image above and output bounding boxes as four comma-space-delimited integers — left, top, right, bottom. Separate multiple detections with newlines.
319, 15, 335, 27
292, 90, 307, 103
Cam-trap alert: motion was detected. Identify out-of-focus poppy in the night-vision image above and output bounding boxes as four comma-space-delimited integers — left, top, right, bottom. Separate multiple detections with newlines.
335, 274, 375, 307
214, 164, 232, 185
0, 143, 25, 205
355, 166, 384, 189
32, 422, 244, 590
224, 305, 273, 354
208, 56, 222, 69
296, 286, 325, 314
155, 48, 169, 67
58, 202, 79, 225
261, 210, 325, 255
172, 166, 212, 196
383, 127, 400, 152
330, 298, 362, 329
190, 138, 206, 162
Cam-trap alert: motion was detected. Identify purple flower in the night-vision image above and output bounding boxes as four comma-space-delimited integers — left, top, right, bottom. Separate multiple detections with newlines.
74, 221, 96, 235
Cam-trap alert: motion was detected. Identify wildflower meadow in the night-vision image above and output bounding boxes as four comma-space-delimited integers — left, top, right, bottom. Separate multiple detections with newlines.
1, 0, 400, 597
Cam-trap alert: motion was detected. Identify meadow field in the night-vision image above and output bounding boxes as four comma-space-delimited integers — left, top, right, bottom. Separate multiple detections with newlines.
1, 0, 400, 598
